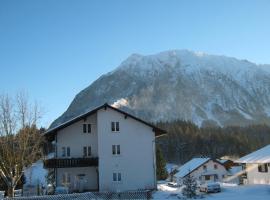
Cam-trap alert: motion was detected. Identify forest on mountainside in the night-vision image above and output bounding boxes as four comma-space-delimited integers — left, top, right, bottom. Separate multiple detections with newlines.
156, 121, 270, 164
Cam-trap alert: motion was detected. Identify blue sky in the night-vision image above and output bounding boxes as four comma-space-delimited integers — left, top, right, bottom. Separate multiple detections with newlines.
0, 0, 269, 127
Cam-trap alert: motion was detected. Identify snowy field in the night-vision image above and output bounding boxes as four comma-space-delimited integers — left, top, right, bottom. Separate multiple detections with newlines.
153, 182, 270, 199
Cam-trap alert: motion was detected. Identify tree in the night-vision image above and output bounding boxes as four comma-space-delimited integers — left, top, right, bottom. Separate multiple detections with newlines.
0, 92, 43, 197
182, 172, 197, 199
156, 145, 168, 180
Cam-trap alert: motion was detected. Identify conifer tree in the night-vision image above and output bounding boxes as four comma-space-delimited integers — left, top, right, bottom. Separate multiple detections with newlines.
182, 171, 197, 199
156, 146, 168, 180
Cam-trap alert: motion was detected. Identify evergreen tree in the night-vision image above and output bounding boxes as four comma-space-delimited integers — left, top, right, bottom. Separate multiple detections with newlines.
156, 146, 168, 180
182, 172, 197, 199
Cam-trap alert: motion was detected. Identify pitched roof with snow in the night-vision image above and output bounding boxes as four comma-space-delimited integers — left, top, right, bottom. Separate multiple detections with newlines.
235, 145, 270, 164
45, 103, 166, 137
174, 158, 210, 178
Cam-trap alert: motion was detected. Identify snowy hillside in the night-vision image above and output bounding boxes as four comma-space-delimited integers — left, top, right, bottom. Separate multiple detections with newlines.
50, 50, 270, 128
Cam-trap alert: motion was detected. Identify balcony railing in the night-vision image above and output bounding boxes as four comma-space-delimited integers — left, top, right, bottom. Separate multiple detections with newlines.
44, 157, 98, 168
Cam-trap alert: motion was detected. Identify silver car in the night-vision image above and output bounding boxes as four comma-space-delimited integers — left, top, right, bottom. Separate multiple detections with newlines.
199, 182, 221, 193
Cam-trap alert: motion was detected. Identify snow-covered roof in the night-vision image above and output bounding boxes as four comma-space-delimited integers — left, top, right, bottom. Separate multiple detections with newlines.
236, 145, 270, 164
174, 158, 210, 178
217, 159, 229, 164
166, 163, 179, 174
228, 166, 243, 175
45, 103, 166, 137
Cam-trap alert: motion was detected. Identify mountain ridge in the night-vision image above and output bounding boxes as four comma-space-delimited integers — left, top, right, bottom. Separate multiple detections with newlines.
50, 50, 270, 128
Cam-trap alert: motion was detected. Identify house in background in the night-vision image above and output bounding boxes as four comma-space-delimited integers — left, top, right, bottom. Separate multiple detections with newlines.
236, 144, 270, 185
173, 158, 228, 185
217, 158, 242, 184
43, 103, 166, 192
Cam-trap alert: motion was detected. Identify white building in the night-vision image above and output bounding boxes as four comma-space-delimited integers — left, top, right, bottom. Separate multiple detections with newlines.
44, 103, 166, 192
236, 144, 270, 185
173, 158, 228, 185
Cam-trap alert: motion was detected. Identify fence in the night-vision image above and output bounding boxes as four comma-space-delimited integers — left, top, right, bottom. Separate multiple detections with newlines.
6, 190, 152, 200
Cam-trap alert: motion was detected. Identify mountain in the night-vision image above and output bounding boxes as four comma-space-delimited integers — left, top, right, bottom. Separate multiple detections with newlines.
50, 50, 270, 128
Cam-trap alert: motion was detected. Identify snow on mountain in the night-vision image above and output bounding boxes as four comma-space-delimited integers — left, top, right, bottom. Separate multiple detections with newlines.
50, 50, 270, 128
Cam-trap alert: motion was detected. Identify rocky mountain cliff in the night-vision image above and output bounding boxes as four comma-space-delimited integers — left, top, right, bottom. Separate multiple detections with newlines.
50, 50, 270, 128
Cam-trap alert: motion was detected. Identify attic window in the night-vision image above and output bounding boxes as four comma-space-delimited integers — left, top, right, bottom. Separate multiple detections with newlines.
258, 164, 268, 173
203, 165, 207, 171
83, 124, 91, 133
111, 122, 120, 132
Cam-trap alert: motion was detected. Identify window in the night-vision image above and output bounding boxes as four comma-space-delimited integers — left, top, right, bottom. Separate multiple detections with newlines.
113, 172, 122, 182
62, 147, 66, 157
67, 147, 70, 157
214, 164, 218, 169
205, 175, 211, 181
116, 122, 119, 131
83, 124, 87, 133
83, 124, 91, 133
83, 146, 91, 157
258, 164, 268, 173
111, 122, 120, 132
88, 124, 91, 133
203, 165, 207, 171
62, 173, 71, 185
112, 145, 116, 155
62, 147, 70, 157
117, 145, 120, 154
112, 145, 120, 155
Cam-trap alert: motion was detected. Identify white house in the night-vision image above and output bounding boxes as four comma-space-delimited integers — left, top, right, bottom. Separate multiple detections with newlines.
44, 103, 166, 192
173, 158, 228, 185
236, 144, 270, 185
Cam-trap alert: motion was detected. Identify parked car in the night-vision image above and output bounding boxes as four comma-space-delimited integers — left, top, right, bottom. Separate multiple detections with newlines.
199, 182, 221, 193
167, 182, 179, 187
0, 191, 5, 199
55, 186, 69, 194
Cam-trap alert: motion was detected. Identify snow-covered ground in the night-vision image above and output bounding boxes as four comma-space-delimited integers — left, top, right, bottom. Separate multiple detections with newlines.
24, 159, 48, 186
153, 182, 270, 199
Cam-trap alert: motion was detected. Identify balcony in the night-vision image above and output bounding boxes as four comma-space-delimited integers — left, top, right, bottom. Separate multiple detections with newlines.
44, 157, 98, 168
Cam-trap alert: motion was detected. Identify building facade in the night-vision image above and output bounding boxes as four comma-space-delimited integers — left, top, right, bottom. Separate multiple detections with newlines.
236, 145, 270, 185
173, 158, 228, 185
44, 104, 166, 192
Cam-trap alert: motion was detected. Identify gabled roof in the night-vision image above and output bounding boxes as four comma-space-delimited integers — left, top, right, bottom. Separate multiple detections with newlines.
174, 158, 210, 178
235, 145, 270, 164
174, 157, 225, 178
44, 103, 166, 137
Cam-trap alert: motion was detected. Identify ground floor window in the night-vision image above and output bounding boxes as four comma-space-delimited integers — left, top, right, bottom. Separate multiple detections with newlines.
62, 173, 71, 186
204, 175, 211, 181
113, 172, 122, 182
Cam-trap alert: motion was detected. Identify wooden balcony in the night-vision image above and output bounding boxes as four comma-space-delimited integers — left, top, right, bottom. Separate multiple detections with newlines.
44, 157, 98, 168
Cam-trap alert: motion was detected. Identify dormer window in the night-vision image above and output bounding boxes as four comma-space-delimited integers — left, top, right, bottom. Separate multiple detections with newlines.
83, 124, 91, 133
111, 122, 120, 132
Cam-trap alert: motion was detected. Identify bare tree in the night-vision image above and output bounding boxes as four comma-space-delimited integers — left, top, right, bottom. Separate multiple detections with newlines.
0, 92, 43, 197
